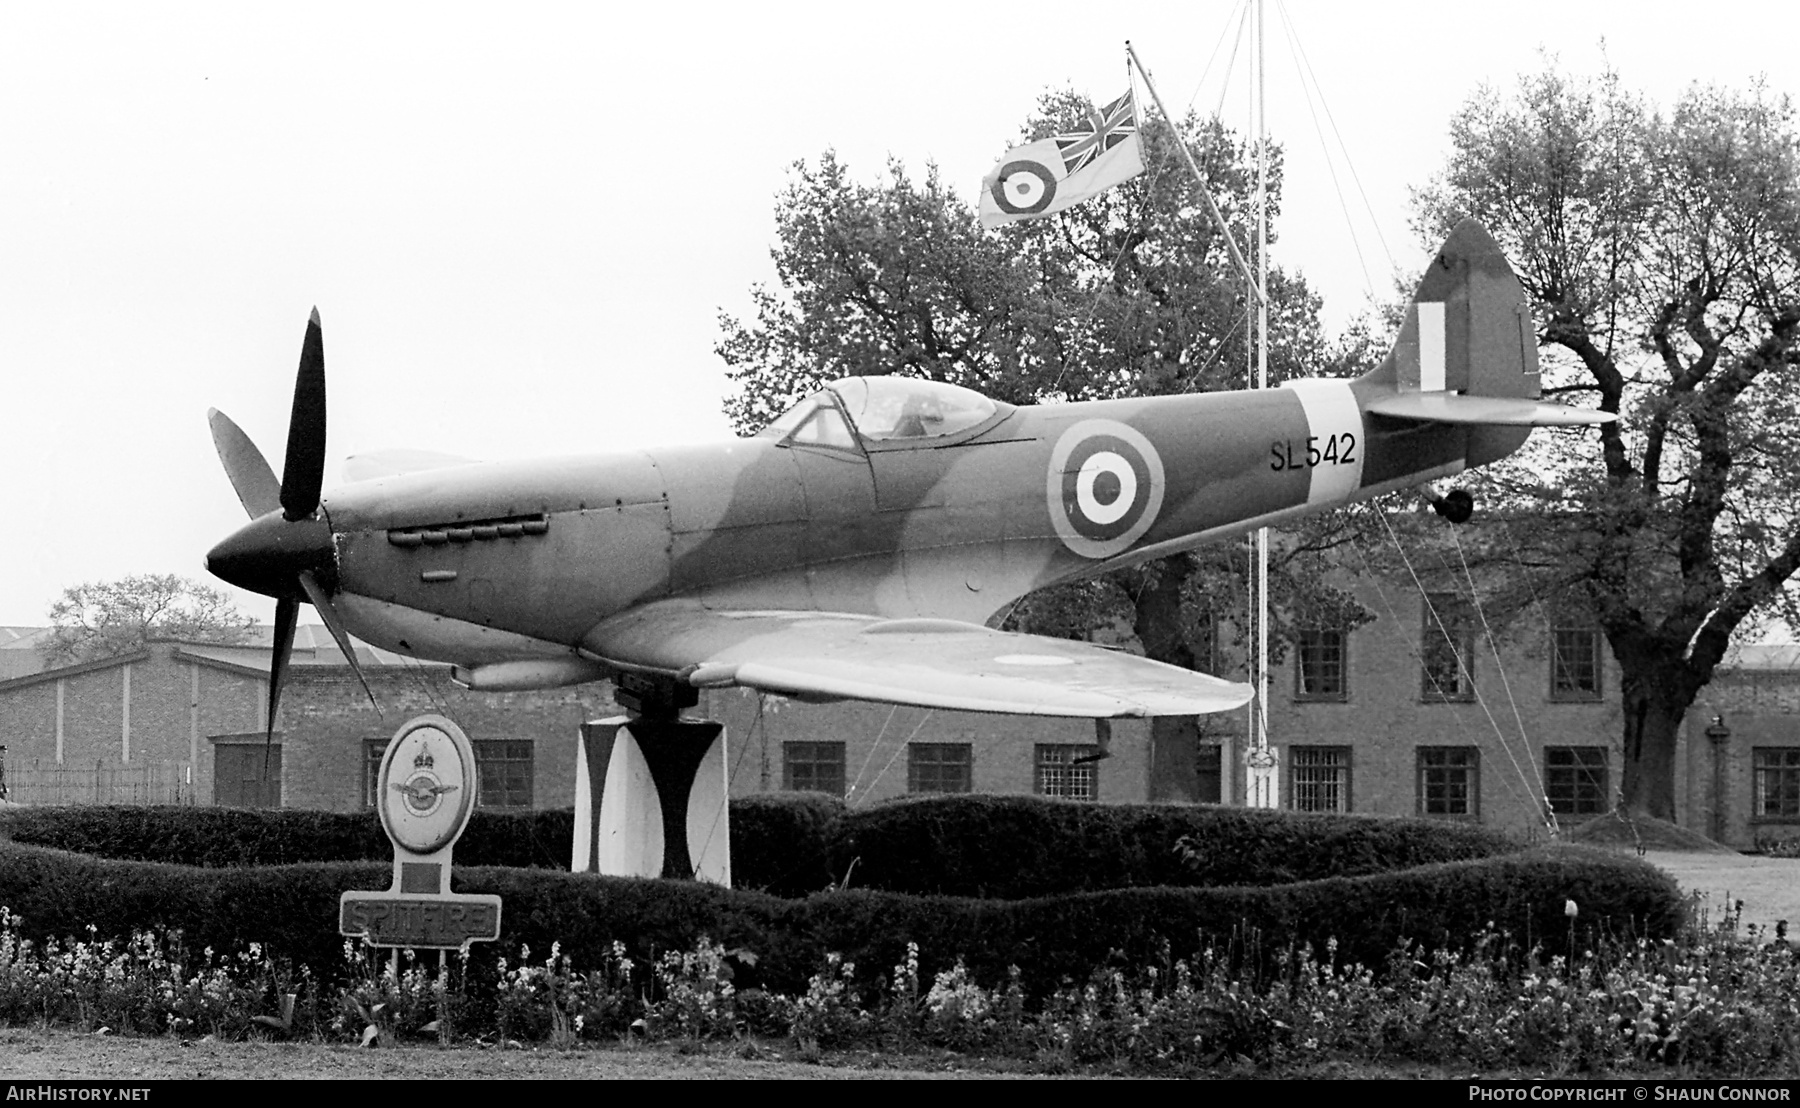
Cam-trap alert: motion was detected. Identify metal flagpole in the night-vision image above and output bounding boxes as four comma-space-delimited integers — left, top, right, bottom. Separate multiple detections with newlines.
1246, 0, 1279, 809
1128, 31, 1277, 807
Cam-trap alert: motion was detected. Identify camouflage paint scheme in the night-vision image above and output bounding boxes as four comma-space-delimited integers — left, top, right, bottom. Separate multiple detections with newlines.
210, 220, 1607, 718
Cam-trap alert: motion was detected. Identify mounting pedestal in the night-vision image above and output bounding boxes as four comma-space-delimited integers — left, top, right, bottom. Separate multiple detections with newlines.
572, 715, 731, 885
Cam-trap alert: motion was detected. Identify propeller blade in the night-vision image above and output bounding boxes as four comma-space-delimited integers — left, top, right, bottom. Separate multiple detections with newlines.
298, 570, 380, 712
280, 308, 328, 522
267, 595, 298, 747
208, 408, 282, 519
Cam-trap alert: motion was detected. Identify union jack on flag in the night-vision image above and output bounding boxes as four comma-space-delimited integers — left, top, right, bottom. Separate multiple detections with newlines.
979, 85, 1145, 227
1054, 90, 1137, 175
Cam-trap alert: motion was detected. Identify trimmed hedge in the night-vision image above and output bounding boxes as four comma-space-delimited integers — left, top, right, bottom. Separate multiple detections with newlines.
824, 795, 1520, 896
0, 794, 1520, 898
0, 805, 573, 871
0, 837, 1682, 998
728, 791, 843, 895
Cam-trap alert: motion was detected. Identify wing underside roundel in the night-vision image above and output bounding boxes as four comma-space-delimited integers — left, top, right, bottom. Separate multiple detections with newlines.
582, 603, 1252, 719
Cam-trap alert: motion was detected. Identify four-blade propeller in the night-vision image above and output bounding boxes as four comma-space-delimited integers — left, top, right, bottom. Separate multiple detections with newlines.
206, 309, 378, 752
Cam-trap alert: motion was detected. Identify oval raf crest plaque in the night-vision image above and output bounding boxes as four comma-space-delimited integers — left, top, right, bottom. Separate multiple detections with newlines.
378, 715, 478, 856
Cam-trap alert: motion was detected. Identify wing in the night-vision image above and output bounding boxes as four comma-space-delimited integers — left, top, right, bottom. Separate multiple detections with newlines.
582, 602, 1251, 718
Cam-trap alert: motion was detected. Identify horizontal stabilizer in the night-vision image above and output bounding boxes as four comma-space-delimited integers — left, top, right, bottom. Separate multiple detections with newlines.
1363, 390, 1615, 427
583, 603, 1252, 719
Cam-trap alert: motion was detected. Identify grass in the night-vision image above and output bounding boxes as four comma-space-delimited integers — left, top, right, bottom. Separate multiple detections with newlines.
1635, 850, 1800, 937
1564, 812, 1800, 936
1567, 812, 1734, 854
0, 1025, 1694, 1081
0, 1026, 1071, 1080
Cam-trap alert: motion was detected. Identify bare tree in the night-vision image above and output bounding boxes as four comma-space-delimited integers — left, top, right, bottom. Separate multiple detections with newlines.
1415, 64, 1800, 818
45, 574, 256, 665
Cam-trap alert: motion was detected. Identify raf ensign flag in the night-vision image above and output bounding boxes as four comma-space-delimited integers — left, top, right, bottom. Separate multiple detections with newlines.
979, 89, 1145, 228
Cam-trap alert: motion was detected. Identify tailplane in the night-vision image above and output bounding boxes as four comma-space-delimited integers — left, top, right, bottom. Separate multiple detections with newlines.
1361, 219, 1613, 453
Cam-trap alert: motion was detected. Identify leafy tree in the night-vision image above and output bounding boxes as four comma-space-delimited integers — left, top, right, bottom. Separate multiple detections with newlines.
45, 574, 256, 665
719, 95, 1366, 797
1414, 64, 1800, 819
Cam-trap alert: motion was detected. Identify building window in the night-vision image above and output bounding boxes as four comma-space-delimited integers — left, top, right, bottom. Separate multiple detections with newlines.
473, 740, 534, 809
365, 738, 532, 809
1197, 742, 1223, 804
1550, 624, 1603, 701
1295, 628, 1348, 701
1753, 749, 1800, 820
1290, 745, 1351, 812
784, 741, 846, 797
1545, 746, 1608, 816
1421, 594, 1476, 701
1418, 746, 1479, 818
1035, 744, 1098, 801
907, 743, 972, 794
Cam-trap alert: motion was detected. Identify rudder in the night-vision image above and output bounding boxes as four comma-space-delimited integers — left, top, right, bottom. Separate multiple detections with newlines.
1371, 218, 1541, 466
1379, 218, 1540, 402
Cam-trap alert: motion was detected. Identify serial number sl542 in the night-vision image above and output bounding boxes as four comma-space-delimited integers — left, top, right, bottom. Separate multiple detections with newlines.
1270, 432, 1357, 472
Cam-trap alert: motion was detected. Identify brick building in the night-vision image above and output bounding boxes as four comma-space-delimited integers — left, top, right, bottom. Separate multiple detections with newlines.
1687, 646, 1800, 851
0, 603, 1786, 848
0, 629, 601, 812
701, 579, 1625, 838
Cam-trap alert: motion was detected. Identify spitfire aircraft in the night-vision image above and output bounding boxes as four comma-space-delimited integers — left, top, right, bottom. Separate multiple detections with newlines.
206, 219, 1613, 732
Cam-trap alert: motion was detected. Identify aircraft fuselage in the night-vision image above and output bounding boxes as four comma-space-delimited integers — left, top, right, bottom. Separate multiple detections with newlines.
313, 376, 1522, 679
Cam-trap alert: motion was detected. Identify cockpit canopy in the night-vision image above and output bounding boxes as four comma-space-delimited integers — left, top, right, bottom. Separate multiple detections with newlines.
759, 376, 1001, 449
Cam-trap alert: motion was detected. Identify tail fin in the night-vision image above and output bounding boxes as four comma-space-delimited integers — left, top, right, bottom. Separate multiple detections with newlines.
1360, 219, 1611, 458
1376, 218, 1539, 400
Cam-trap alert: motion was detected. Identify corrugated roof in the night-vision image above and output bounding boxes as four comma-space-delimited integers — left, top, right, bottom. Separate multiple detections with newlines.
0, 624, 447, 684
0, 628, 53, 680
175, 629, 440, 669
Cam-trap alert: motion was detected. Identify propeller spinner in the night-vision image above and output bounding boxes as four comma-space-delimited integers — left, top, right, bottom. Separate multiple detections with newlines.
206, 309, 378, 747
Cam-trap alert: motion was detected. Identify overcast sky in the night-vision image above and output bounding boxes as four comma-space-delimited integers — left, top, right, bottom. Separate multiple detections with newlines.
2, 1, 1795, 626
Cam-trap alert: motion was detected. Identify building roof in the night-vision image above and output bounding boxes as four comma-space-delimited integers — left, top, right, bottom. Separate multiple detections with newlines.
0, 624, 447, 688
0, 627, 55, 681
175, 625, 442, 670
0, 648, 155, 693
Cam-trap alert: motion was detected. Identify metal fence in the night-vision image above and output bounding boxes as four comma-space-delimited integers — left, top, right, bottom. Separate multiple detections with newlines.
1, 759, 197, 807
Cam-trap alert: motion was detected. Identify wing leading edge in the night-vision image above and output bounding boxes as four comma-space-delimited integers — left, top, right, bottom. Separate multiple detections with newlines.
582, 603, 1252, 718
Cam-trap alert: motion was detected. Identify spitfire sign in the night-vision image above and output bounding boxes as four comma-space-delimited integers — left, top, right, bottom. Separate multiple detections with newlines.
339, 715, 501, 950
379, 719, 474, 856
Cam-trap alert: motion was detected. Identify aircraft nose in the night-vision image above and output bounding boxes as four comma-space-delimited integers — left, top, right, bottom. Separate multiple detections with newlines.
205, 511, 335, 598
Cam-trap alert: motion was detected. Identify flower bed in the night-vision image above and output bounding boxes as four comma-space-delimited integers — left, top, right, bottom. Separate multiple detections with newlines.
2, 905, 1792, 1076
